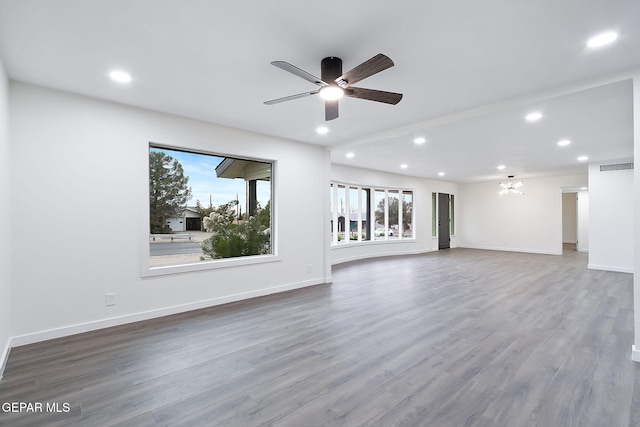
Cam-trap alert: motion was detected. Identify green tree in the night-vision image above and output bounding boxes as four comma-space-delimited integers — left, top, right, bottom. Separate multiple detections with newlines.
149, 151, 192, 233
195, 199, 215, 220
201, 200, 271, 259
375, 196, 412, 229
375, 196, 398, 225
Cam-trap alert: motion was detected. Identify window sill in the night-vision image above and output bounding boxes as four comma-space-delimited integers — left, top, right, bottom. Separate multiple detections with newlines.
331, 238, 417, 249
142, 254, 282, 277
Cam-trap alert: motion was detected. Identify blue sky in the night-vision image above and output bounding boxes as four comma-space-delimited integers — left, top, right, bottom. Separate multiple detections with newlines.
150, 147, 270, 211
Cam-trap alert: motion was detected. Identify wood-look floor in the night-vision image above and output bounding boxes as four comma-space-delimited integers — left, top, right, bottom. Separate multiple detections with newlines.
1, 247, 638, 426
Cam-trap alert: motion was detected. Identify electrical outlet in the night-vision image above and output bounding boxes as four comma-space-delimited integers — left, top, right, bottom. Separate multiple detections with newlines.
105, 293, 116, 306
307, 264, 312, 273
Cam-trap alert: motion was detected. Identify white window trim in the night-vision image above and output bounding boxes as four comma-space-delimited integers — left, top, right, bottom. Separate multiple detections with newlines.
332, 183, 342, 245
142, 142, 279, 277
142, 254, 282, 277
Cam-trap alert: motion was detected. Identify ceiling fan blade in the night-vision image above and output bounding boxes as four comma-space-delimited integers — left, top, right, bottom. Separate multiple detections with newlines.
264, 90, 319, 105
325, 100, 339, 121
336, 53, 394, 87
344, 87, 403, 105
270, 61, 327, 87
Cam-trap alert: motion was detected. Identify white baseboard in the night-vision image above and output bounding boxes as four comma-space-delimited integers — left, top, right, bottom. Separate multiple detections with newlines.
588, 264, 634, 273
0, 337, 10, 380
632, 345, 640, 363
331, 248, 432, 266
11, 278, 327, 348
457, 245, 562, 256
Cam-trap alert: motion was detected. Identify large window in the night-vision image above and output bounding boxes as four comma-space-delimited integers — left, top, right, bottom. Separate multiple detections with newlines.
331, 182, 414, 246
148, 145, 273, 269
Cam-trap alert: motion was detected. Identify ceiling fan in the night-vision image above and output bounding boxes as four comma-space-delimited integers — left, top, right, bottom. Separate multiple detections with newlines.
264, 53, 403, 121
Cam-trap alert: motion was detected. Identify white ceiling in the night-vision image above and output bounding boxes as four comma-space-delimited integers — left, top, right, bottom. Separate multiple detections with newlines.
0, 0, 638, 183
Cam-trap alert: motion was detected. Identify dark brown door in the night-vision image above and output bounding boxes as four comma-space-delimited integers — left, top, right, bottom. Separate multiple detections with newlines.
438, 193, 450, 250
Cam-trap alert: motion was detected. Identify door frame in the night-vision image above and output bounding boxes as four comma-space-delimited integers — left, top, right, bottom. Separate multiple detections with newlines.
438, 192, 451, 250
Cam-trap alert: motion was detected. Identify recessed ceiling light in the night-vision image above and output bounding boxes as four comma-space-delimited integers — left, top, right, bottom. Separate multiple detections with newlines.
414, 137, 426, 144
109, 70, 132, 83
580, 187, 588, 190
316, 126, 329, 135
438, 172, 445, 176
497, 165, 506, 170
587, 32, 618, 48
557, 139, 571, 146
578, 155, 589, 161
345, 152, 355, 159
525, 112, 543, 122
400, 164, 408, 169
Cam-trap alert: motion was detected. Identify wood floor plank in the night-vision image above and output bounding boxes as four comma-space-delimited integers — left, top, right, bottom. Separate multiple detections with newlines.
0, 248, 637, 426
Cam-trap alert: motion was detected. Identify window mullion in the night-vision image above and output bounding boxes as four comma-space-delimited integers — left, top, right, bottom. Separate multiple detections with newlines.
332, 185, 339, 246
370, 188, 375, 240
357, 187, 362, 242
399, 190, 403, 240
345, 186, 350, 243
384, 189, 389, 240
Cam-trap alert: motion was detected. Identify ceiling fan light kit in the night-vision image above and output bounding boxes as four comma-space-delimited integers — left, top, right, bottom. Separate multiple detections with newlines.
319, 86, 344, 101
264, 53, 403, 121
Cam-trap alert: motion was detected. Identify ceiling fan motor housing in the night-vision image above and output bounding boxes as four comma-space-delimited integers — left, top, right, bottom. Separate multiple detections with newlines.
321, 57, 343, 83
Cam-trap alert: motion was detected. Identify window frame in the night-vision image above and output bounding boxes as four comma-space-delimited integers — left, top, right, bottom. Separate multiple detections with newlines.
402, 190, 414, 239
330, 181, 416, 247
142, 142, 280, 277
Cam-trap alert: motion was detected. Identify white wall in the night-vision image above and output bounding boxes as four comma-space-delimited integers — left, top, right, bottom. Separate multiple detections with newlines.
633, 74, 640, 361
457, 174, 587, 255
330, 164, 457, 264
577, 190, 589, 253
0, 58, 12, 376
588, 161, 634, 273
562, 193, 577, 244
9, 82, 329, 343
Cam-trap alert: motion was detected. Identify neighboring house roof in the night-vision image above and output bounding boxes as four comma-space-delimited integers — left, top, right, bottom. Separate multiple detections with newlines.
168, 207, 201, 219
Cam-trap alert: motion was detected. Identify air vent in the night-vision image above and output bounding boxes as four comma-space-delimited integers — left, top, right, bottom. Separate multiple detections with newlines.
599, 162, 634, 172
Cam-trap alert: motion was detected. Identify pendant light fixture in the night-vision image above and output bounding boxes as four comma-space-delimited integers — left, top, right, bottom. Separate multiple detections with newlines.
498, 176, 524, 195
